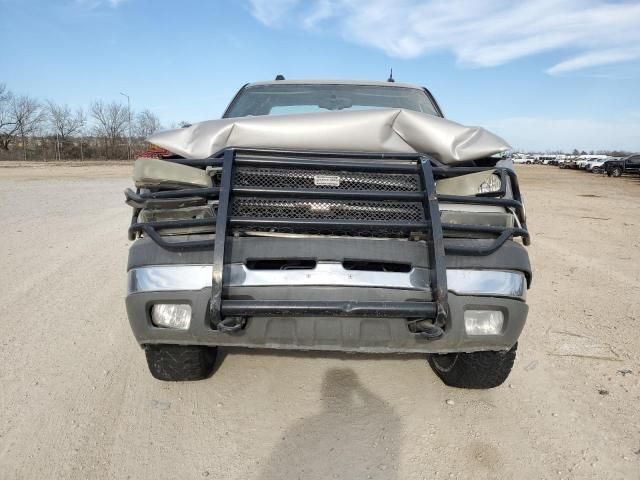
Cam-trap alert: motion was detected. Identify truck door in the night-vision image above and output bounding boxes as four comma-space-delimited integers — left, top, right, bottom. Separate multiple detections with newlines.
627, 155, 640, 173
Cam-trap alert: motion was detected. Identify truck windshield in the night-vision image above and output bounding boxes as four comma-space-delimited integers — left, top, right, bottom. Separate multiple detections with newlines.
224, 84, 440, 118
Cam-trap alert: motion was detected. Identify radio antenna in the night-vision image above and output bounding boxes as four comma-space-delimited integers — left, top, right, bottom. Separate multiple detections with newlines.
387, 68, 395, 82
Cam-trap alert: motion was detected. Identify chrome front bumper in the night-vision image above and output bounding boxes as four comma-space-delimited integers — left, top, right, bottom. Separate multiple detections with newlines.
128, 263, 527, 300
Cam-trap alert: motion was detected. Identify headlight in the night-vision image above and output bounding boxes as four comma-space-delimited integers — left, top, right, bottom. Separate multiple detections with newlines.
151, 304, 192, 329
477, 174, 502, 194
447, 270, 526, 300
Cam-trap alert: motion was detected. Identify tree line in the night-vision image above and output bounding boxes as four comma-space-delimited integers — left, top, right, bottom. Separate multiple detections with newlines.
0, 82, 186, 161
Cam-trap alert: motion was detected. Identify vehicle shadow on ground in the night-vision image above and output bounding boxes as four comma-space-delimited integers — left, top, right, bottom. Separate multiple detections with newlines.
255, 367, 401, 480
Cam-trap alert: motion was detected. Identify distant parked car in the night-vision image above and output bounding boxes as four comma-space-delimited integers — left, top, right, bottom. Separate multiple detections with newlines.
559, 160, 577, 169
537, 156, 556, 165
513, 157, 530, 165
577, 156, 608, 170
577, 157, 597, 169
605, 154, 640, 177
585, 158, 610, 172
513, 155, 534, 164
591, 157, 618, 174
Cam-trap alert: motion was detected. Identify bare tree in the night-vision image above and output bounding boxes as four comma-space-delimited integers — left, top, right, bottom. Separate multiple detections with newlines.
13, 95, 43, 135
46, 100, 84, 141
0, 84, 19, 150
135, 109, 162, 139
47, 101, 86, 160
91, 100, 128, 159
11, 95, 44, 160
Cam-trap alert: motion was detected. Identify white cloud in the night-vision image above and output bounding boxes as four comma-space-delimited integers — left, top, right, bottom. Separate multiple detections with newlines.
486, 116, 640, 152
546, 47, 640, 75
246, 0, 640, 74
75, 0, 126, 8
248, 0, 300, 26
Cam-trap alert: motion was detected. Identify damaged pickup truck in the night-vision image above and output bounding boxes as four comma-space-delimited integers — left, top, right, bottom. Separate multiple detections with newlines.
125, 79, 531, 388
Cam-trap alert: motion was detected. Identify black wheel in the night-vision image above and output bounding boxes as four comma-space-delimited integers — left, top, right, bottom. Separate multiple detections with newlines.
428, 343, 517, 389
144, 344, 218, 381
610, 167, 622, 177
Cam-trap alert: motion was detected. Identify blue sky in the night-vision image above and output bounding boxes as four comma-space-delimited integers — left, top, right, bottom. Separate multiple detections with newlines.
1, 0, 639, 151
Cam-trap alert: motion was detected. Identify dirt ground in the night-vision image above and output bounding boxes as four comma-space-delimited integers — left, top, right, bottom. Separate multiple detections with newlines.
0, 163, 638, 480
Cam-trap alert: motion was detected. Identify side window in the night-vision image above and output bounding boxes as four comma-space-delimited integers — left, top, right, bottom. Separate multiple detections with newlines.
629, 156, 640, 165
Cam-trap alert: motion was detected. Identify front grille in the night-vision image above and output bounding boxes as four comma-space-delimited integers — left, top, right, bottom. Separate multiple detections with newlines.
230, 164, 423, 236
232, 198, 424, 222
233, 166, 420, 192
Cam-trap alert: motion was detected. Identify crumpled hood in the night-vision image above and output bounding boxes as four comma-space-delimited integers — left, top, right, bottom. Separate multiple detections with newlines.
148, 109, 511, 164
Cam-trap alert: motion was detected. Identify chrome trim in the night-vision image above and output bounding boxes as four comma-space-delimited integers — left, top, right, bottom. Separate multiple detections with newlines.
225, 263, 429, 290
128, 264, 526, 300
128, 265, 212, 293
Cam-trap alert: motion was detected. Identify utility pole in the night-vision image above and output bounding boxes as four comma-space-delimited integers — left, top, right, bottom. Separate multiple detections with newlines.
120, 92, 132, 160
78, 108, 85, 162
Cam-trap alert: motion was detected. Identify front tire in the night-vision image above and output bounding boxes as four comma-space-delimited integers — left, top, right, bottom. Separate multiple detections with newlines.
144, 344, 218, 381
428, 343, 517, 389
610, 167, 622, 177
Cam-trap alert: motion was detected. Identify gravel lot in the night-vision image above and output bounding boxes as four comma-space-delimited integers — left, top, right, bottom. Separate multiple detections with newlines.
1, 163, 639, 479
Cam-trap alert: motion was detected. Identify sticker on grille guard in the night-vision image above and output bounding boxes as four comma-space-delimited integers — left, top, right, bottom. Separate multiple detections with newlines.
313, 175, 341, 187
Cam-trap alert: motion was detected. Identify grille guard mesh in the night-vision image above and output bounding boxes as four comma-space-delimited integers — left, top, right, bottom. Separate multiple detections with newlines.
234, 166, 420, 191
231, 197, 425, 223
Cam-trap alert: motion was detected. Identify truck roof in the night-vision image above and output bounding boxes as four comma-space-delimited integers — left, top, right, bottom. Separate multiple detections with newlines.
246, 79, 426, 90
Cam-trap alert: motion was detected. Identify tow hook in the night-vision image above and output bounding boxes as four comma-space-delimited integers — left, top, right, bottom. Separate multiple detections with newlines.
409, 319, 444, 339
217, 317, 245, 333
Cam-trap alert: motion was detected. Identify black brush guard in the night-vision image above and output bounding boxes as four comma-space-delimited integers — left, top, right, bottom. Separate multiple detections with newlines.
128, 148, 529, 337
